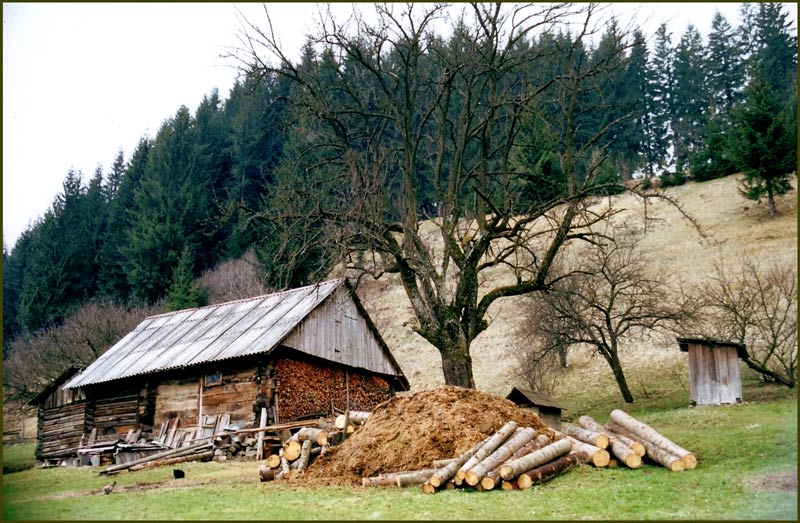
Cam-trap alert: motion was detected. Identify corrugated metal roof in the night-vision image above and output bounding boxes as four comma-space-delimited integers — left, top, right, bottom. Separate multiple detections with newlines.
64, 279, 403, 389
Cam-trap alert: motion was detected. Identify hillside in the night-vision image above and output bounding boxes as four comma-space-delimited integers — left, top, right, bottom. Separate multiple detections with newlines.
351, 174, 797, 409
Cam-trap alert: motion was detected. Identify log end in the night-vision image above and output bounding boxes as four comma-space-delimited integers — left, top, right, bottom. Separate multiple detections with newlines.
267, 454, 281, 468
480, 476, 496, 491
624, 454, 642, 469
632, 443, 646, 457
596, 434, 609, 449
500, 479, 517, 490
592, 449, 611, 467
517, 473, 533, 490
670, 459, 686, 472
421, 482, 436, 495
499, 465, 513, 481
681, 453, 697, 469
429, 474, 442, 488
465, 470, 481, 486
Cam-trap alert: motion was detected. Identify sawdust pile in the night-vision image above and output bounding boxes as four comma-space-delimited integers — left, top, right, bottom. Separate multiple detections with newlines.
301, 386, 554, 486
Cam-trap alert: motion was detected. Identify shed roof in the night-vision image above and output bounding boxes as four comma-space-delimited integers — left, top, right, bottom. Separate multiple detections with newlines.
506, 386, 563, 410
28, 367, 82, 406
677, 337, 749, 360
64, 279, 407, 389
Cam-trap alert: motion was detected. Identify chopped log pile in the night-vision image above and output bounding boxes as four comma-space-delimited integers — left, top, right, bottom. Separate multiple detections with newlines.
266, 388, 698, 492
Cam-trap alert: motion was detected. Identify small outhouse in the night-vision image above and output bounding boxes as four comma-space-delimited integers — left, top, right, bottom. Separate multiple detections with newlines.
677, 337, 748, 406
505, 387, 563, 428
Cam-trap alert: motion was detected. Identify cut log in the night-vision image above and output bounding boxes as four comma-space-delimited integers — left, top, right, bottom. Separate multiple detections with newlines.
517, 454, 580, 490
455, 421, 518, 485
605, 422, 684, 471
465, 427, 537, 486
259, 464, 277, 482
429, 436, 490, 489
609, 409, 696, 469
421, 481, 437, 495
500, 479, 518, 490
555, 432, 610, 467
481, 433, 550, 490
362, 468, 439, 487
267, 454, 281, 468
598, 422, 646, 457
101, 442, 211, 475
128, 450, 214, 471
296, 439, 313, 474
283, 440, 302, 462
579, 415, 644, 456
335, 410, 370, 429
561, 423, 609, 449
500, 438, 572, 481
295, 427, 329, 446
432, 458, 457, 468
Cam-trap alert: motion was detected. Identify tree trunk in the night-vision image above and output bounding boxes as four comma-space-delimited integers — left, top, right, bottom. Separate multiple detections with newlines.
578, 415, 644, 464
455, 421, 517, 485
465, 427, 537, 486
516, 454, 580, 489
335, 411, 370, 429
557, 433, 610, 467
606, 349, 634, 403
768, 186, 777, 217
296, 427, 330, 446
609, 410, 695, 469
500, 439, 572, 481
259, 464, 277, 482
439, 339, 476, 388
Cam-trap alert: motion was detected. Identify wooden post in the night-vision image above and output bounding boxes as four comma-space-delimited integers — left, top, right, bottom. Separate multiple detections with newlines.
256, 408, 267, 460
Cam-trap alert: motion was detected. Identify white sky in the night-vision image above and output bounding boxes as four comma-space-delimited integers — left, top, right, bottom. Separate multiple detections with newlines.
3, 2, 796, 250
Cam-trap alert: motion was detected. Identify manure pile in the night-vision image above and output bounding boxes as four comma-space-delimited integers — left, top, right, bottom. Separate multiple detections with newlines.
299, 386, 553, 486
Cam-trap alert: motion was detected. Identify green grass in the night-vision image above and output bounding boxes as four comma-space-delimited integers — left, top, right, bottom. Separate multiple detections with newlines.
2, 443, 37, 474
3, 393, 796, 520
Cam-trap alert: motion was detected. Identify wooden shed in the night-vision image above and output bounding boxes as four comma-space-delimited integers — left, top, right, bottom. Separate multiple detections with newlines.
28, 367, 92, 461
677, 337, 748, 406
61, 279, 408, 448
505, 387, 563, 428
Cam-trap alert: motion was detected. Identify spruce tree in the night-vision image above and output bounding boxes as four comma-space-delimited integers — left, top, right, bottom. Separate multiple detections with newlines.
672, 24, 708, 172
165, 247, 208, 311
649, 24, 674, 172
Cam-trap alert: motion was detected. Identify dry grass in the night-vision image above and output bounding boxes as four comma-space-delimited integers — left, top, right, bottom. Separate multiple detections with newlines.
353, 175, 797, 408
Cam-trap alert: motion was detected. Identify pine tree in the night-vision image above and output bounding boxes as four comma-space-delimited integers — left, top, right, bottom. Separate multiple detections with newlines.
672, 24, 708, 172
706, 10, 745, 114
165, 247, 208, 311
649, 24, 674, 172
729, 77, 797, 217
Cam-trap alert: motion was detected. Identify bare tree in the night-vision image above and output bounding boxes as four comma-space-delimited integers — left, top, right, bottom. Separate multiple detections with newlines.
521, 230, 697, 403
233, 3, 688, 388
698, 257, 797, 388
3, 299, 157, 401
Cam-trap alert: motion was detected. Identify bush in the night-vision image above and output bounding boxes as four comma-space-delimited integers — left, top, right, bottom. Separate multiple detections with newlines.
659, 170, 688, 187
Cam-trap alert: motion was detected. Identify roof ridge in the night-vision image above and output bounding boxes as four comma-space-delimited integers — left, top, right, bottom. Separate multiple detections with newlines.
145, 278, 344, 320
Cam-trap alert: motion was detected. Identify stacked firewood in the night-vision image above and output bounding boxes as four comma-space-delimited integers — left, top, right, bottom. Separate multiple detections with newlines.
354, 410, 695, 493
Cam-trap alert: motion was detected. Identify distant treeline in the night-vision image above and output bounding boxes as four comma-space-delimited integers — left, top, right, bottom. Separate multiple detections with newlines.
3, 2, 796, 346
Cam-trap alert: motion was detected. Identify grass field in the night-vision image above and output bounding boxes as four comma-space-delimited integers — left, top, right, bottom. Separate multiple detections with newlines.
3, 383, 796, 520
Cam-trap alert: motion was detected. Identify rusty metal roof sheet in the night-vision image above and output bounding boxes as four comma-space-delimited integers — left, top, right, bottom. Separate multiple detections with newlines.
64, 279, 403, 389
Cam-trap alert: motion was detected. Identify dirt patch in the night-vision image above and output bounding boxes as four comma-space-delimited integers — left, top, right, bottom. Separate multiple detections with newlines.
298, 386, 553, 486
745, 469, 797, 493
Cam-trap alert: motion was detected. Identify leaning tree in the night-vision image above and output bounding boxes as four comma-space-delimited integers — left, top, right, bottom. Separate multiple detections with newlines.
234, 3, 673, 388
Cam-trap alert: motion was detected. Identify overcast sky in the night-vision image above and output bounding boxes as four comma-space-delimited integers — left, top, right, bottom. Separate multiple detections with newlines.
3, 2, 797, 249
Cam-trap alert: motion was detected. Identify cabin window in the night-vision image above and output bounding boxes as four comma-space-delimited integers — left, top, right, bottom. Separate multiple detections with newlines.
204, 371, 222, 387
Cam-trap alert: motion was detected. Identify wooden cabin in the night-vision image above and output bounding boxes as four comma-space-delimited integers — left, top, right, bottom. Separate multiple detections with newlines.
506, 386, 563, 428
677, 337, 747, 406
61, 279, 408, 446
28, 367, 92, 461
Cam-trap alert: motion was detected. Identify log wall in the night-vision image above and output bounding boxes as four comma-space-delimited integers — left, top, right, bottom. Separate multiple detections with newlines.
155, 378, 200, 427
274, 350, 392, 422
201, 367, 260, 425
3, 402, 37, 444
36, 400, 93, 460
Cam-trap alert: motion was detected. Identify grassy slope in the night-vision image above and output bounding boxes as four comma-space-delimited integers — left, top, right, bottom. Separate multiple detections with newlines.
353, 174, 797, 411
2, 395, 795, 520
